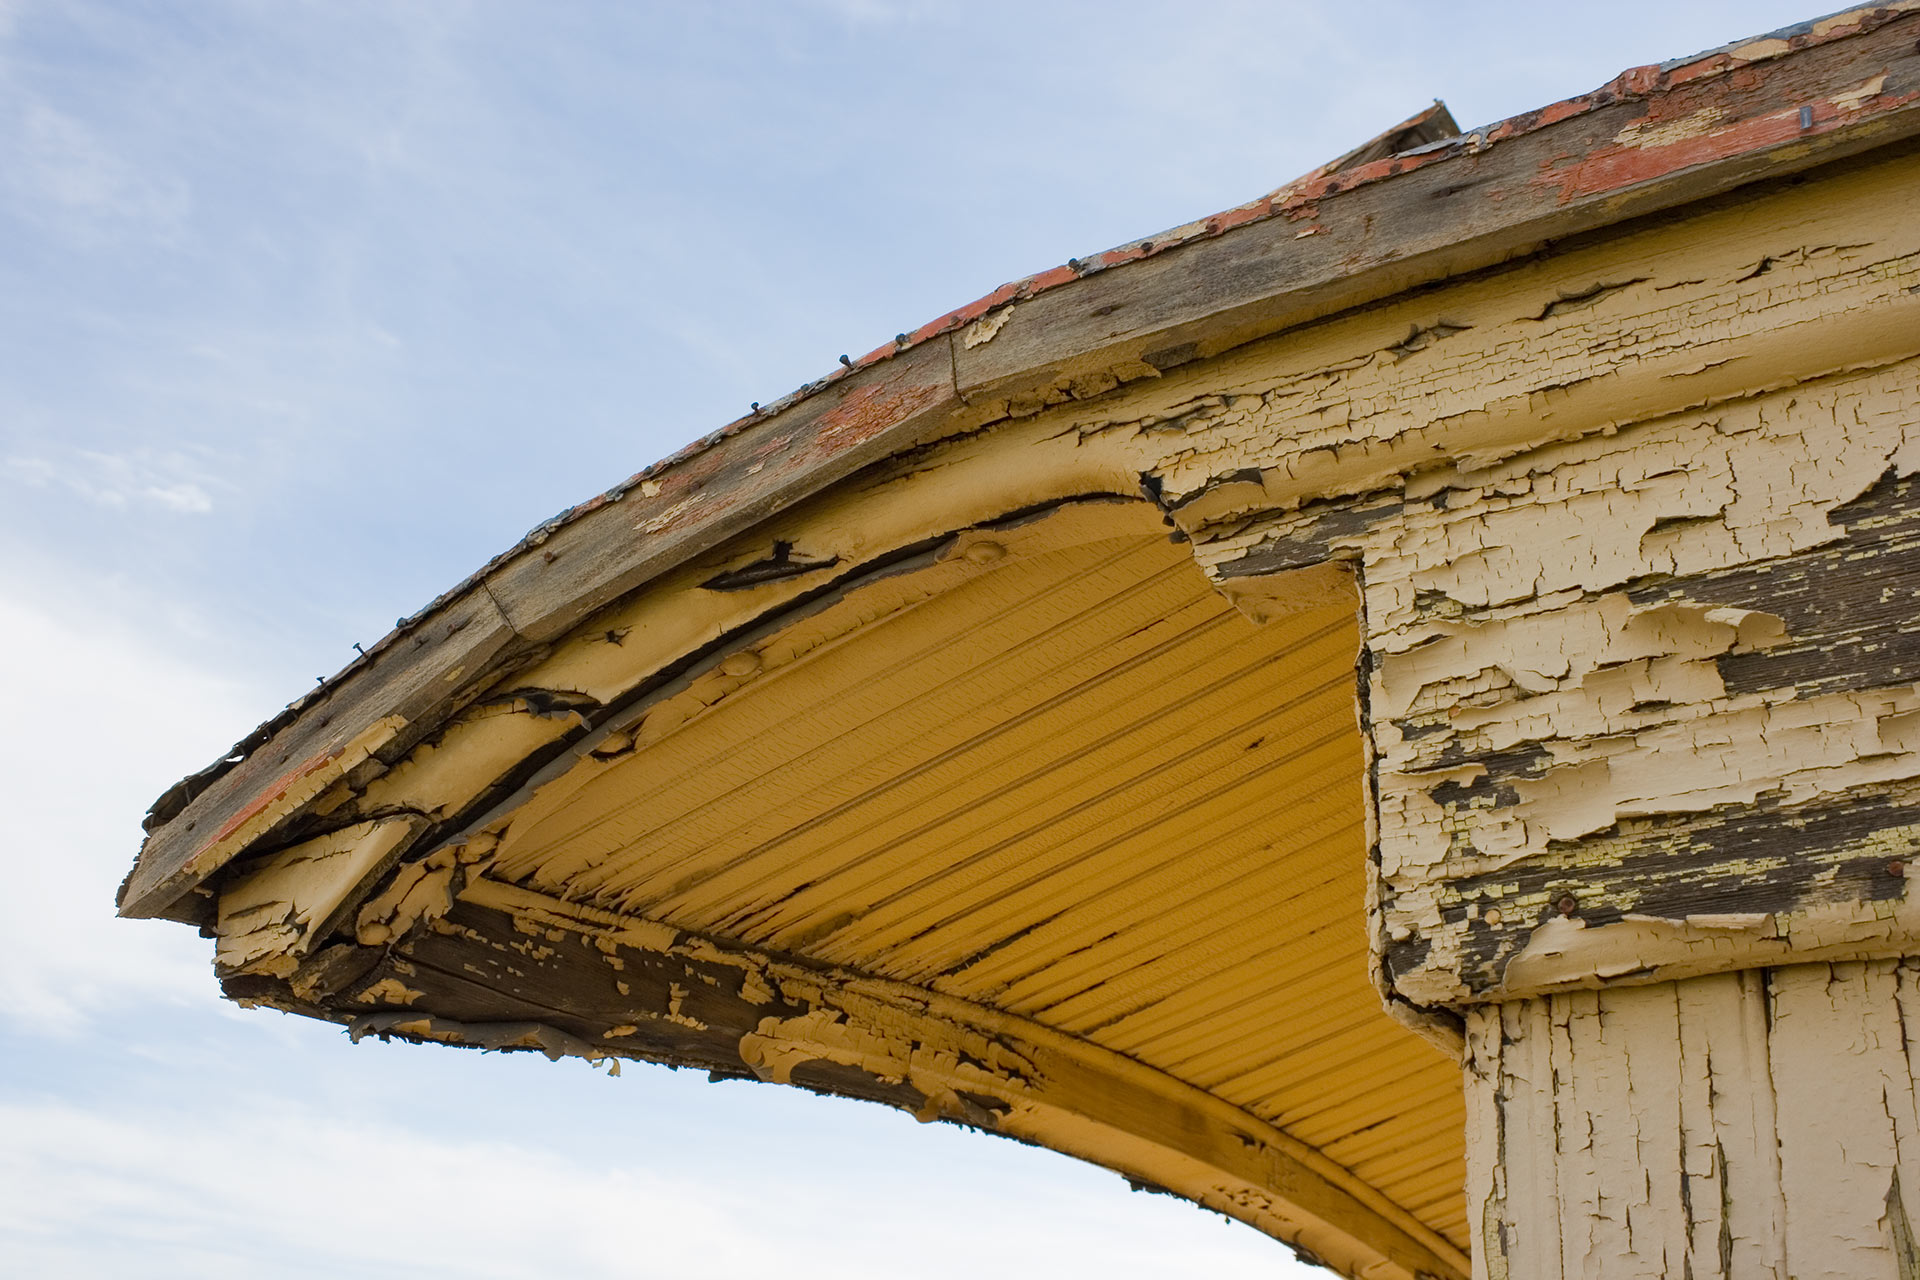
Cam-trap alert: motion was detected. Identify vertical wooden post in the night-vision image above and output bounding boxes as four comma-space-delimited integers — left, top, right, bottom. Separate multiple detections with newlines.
1465, 960, 1920, 1279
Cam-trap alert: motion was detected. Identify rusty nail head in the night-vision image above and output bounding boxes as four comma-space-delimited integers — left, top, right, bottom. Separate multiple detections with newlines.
1891, 860, 1907, 878
1556, 894, 1578, 916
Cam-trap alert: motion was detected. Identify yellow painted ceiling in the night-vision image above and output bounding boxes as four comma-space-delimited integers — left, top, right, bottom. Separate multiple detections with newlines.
486, 501, 1466, 1250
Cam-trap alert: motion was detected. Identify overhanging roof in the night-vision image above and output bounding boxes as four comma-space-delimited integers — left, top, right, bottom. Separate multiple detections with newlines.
119, 7, 1920, 1277
124, 2, 1920, 921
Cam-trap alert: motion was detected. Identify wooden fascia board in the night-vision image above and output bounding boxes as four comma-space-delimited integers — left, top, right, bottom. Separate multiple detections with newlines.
119, 338, 971, 919
121, 4, 1920, 920
951, 6, 1920, 405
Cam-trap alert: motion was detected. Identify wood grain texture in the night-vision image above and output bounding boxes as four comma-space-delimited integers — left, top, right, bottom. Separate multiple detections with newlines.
1467, 961, 1920, 1279
123, 8, 1920, 920
120, 586, 517, 918
195, 501, 1472, 1271
225, 885, 1470, 1280
119, 338, 969, 919
952, 12, 1920, 408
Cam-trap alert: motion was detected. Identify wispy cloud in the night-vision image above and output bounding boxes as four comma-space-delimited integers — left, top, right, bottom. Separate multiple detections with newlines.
806, 0, 944, 25
5, 448, 219, 513
0, 1087, 1296, 1279
1, 98, 191, 241
0, 570, 259, 1033
0, 1098, 758, 1279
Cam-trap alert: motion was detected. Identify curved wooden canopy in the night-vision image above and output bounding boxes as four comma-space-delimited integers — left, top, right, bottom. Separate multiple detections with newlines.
206, 490, 1470, 1277
122, 7, 1920, 1277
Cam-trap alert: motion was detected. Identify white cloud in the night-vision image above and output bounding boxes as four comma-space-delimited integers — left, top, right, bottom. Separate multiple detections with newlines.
0, 1098, 757, 1279
0, 567, 262, 1032
805, 0, 944, 26
139, 478, 215, 513
2, 98, 191, 239
5, 447, 219, 514
0, 1088, 1302, 1279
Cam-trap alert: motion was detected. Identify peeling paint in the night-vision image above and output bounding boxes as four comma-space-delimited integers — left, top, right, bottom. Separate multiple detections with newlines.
963, 307, 1015, 349
123, 14, 1920, 1277
125, 3, 1920, 928
1467, 960, 1920, 1279
215, 816, 423, 975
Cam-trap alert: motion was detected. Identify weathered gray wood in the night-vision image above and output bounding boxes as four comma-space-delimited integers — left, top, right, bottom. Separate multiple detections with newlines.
119, 587, 518, 919
1636, 470, 1920, 701
1391, 783, 1920, 996
953, 11, 1920, 405
1315, 101, 1461, 178
121, 8, 1920, 920
119, 338, 967, 919
1377, 466, 1920, 1000
483, 333, 968, 646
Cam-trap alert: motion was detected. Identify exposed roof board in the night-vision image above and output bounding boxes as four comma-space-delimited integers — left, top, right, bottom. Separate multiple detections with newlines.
125, 2, 1920, 921
116, 7, 1920, 1277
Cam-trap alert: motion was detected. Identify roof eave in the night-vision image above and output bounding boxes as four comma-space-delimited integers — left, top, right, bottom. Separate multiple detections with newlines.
122, 2, 1920, 920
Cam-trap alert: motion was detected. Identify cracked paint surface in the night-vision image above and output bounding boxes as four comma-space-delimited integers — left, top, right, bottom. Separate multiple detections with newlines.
120, 11, 1920, 1278
1466, 960, 1920, 1279
122, 3, 1920, 922
232, 875, 1468, 1280
181, 137, 1920, 1280
1164, 152, 1920, 1007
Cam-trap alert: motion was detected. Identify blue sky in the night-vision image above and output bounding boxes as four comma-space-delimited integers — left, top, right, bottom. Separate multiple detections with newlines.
1, 2, 1820, 1275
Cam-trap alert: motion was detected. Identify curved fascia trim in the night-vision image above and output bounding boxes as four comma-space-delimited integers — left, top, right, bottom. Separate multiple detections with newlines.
339, 878, 1472, 1280
125, 4, 1920, 918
